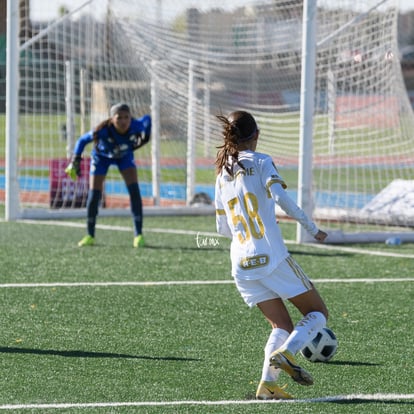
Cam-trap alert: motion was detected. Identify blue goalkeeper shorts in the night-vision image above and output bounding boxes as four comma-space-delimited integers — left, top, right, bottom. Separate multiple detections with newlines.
90, 152, 136, 176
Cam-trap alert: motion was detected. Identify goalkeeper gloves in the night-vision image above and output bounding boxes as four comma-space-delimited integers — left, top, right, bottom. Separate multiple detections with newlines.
131, 132, 149, 150
65, 155, 82, 181
132, 115, 152, 150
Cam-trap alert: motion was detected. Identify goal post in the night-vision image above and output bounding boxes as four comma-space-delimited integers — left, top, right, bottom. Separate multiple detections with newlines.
5, 0, 19, 221
3, 0, 414, 243
297, 0, 317, 244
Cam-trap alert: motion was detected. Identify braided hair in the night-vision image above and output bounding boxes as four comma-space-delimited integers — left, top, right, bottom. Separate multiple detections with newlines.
215, 111, 258, 176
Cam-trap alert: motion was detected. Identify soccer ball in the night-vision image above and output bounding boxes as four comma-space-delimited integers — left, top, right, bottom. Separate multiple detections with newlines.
300, 327, 338, 363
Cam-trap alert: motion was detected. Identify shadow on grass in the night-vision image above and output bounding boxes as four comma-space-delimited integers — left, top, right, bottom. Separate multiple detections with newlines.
245, 394, 413, 405
324, 360, 381, 366
288, 248, 352, 257
0, 346, 200, 361
143, 244, 223, 252
93, 242, 225, 252
332, 399, 414, 406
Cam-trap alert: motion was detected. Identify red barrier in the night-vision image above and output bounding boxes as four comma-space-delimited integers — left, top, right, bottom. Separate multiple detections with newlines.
49, 158, 90, 208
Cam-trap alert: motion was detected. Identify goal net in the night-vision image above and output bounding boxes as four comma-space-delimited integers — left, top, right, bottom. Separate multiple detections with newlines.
3, 0, 414, 243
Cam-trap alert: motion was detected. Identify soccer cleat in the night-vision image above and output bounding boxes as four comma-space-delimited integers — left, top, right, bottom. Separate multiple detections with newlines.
256, 381, 293, 400
78, 235, 95, 247
269, 349, 314, 386
133, 234, 145, 248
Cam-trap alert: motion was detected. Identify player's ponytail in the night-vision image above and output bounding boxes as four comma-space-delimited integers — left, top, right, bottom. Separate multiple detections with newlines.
215, 111, 258, 176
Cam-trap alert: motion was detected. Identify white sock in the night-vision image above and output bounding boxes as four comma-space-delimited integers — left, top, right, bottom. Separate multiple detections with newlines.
261, 328, 290, 382
282, 311, 327, 355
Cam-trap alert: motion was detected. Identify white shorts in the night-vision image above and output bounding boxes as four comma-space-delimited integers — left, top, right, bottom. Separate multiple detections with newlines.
234, 255, 313, 308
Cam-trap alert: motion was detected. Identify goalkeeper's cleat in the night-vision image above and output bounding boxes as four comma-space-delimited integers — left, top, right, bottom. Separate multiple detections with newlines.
256, 381, 293, 400
78, 235, 95, 247
269, 349, 314, 386
133, 234, 145, 248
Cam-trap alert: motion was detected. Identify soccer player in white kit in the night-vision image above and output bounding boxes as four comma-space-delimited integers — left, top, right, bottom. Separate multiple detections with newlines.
215, 111, 329, 400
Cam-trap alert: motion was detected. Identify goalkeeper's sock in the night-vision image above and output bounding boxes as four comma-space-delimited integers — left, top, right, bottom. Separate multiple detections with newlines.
86, 189, 102, 238
261, 328, 289, 382
280, 311, 326, 355
127, 182, 143, 236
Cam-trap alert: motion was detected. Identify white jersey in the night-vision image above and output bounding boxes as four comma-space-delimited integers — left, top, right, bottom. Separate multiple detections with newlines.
215, 150, 318, 280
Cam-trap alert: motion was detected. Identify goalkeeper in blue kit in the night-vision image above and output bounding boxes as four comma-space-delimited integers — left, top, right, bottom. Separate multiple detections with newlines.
65, 103, 151, 248
215, 111, 329, 400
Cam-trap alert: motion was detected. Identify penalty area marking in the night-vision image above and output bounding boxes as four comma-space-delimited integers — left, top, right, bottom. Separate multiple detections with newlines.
0, 394, 413, 410
0, 278, 414, 289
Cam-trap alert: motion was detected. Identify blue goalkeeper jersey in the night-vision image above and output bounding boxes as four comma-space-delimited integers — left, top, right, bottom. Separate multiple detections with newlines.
73, 115, 151, 159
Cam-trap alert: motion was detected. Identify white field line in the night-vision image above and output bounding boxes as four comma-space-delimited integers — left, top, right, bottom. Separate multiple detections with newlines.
14, 219, 414, 258
0, 278, 414, 289
17, 219, 220, 237
0, 393, 412, 410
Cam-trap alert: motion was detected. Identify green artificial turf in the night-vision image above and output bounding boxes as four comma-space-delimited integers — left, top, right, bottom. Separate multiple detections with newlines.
0, 214, 413, 413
